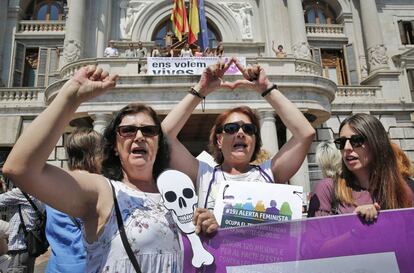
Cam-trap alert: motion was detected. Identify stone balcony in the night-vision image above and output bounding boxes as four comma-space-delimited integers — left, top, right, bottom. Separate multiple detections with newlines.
305, 23, 347, 42
49, 57, 336, 125
17, 20, 65, 33
0, 87, 45, 114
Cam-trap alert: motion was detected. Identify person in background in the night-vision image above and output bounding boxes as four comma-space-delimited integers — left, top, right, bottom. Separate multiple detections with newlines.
151, 45, 162, 57
136, 41, 147, 74
104, 41, 119, 58
45, 128, 103, 273
163, 45, 174, 57
308, 113, 413, 221
0, 177, 44, 273
124, 43, 136, 58
194, 46, 203, 57
272, 41, 287, 58
215, 42, 224, 57
203, 47, 214, 57
3, 65, 217, 272
162, 59, 315, 226
180, 43, 193, 57
307, 141, 342, 217
315, 141, 342, 179
391, 142, 414, 193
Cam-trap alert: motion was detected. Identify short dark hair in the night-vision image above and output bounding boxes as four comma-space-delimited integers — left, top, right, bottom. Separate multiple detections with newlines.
66, 127, 103, 174
102, 103, 169, 181
208, 106, 262, 164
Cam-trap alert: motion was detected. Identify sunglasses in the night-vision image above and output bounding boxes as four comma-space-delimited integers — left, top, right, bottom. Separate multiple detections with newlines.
334, 135, 365, 150
218, 122, 257, 136
117, 125, 160, 138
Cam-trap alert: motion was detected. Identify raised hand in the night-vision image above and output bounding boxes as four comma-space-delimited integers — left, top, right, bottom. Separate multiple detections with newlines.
196, 60, 234, 95
231, 58, 272, 92
63, 65, 118, 103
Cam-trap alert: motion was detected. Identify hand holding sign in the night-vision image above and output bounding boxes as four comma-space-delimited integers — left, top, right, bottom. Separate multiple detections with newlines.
157, 170, 215, 268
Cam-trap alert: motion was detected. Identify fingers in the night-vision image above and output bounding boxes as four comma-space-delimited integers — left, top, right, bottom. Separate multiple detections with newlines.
355, 204, 379, 222
193, 208, 219, 234
102, 74, 118, 89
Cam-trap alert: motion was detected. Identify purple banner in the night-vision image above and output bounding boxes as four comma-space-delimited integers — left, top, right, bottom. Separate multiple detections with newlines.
183, 208, 414, 273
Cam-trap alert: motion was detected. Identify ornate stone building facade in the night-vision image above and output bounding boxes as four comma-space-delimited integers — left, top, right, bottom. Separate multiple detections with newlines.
0, 0, 414, 194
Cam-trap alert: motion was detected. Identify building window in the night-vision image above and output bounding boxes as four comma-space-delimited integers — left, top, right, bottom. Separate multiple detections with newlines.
13, 44, 60, 87
303, 0, 336, 24
408, 69, 414, 101
30, 0, 65, 20
398, 20, 414, 45
152, 17, 221, 49
312, 48, 348, 85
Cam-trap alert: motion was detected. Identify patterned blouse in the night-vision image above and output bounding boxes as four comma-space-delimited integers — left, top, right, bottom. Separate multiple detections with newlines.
84, 180, 183, 273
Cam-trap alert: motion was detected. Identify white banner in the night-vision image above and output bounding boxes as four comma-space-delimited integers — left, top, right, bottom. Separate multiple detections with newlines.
214, 181, 303, 228
147, 57, 246, 76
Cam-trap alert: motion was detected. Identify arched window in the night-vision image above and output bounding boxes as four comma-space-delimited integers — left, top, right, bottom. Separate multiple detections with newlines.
303, 0, 336, 24
34, 0, 65, 20
151, 17, 221, 48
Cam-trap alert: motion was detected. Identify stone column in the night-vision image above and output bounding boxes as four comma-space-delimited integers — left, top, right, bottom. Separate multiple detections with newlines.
0, 1, 9, 86
62, 0, 86, 66
3, 3, 22, 87
90, 112, 113, 134
359, 0, 389, 73
287, 0, 311, 59
259, 110, 278, 157
286, 130, 310, 193
96, 0, 111, 58
258, 0, 278, 57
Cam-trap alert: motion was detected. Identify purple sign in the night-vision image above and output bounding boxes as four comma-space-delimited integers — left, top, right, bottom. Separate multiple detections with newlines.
183, 208, 414, 273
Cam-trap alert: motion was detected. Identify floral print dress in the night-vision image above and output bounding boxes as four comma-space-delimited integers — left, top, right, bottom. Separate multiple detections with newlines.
84, 180, 183, 273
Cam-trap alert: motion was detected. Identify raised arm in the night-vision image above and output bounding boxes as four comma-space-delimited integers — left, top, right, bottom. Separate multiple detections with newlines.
162, 62, 232, 182
3, 66, 117, 220
233, 60, 315, 183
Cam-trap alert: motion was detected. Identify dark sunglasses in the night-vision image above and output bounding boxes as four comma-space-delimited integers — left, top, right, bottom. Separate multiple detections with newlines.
219, 122, 257, 136
334, 135, 365, 150
117, 125, 160, 138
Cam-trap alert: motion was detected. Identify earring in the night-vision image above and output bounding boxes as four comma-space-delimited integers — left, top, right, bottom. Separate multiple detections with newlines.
115, 151, 118, 156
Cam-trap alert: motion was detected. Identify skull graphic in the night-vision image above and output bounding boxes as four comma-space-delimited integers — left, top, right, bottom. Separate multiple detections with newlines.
157, 170, 198, 234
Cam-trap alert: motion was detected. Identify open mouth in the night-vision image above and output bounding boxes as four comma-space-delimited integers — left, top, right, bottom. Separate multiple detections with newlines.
131, 147, 147, 155
177, 213, 193, 224
233, 143, 247, 149
345, 155, 359, 162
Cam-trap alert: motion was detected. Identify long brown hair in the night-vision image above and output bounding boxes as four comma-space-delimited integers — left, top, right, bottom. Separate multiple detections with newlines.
336, 113, 412, 209
208, 106, 262, 164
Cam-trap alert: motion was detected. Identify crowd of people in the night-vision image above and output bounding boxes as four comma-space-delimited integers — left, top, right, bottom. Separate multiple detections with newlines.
104, 41, 227, 58
0, 51, 412, 272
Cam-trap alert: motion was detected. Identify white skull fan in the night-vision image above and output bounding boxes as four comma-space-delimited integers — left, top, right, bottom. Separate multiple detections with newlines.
157, 170, 214, 268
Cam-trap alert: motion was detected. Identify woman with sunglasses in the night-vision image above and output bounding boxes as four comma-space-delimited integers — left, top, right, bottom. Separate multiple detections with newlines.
3, 65, 217, 272
162, 59, 315, 228
308, 113, 413, 221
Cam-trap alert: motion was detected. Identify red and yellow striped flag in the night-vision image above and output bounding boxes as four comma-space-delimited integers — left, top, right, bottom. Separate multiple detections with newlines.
171, 0, 188, 41
188, 0, 200, 44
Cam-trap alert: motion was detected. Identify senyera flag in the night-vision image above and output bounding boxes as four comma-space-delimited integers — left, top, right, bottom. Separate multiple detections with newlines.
171, 0, 188, 41
188, 0, 200, 44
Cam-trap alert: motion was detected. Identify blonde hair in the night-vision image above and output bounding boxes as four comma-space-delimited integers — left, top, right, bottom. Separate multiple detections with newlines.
315, 141, 342, 179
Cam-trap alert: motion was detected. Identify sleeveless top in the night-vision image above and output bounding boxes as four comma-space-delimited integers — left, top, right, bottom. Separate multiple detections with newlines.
84, 180, 183, 273
197, 160, 274, 210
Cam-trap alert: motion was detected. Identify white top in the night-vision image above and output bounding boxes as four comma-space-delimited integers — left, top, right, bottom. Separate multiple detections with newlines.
196, 160, 274, 210
180, 48, 193, 57
84, 180, 183, 273
104, 47, 119, 57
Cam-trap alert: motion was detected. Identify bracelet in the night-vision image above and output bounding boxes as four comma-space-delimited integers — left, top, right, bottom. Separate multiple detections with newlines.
261, 84, 278, 97
188, 87, 206, 112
